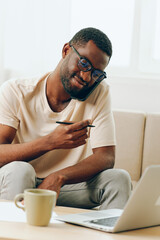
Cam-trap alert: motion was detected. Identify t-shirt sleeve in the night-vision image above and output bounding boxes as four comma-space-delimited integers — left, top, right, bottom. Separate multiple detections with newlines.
0, 80, 20, 129
90, 84, 116, 148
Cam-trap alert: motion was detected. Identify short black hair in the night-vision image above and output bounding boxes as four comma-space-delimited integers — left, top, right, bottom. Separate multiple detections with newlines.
69, 27, 112, 58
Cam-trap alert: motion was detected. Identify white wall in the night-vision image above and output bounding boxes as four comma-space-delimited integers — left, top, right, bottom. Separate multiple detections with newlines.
108, 76, 160, 113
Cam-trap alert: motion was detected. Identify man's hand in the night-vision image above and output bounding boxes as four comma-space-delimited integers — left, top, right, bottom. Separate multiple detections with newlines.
37, 172, 66, 199
45, 119, 91, 151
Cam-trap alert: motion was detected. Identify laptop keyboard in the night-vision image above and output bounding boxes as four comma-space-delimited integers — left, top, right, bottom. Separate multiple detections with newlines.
87, 216, 119, 227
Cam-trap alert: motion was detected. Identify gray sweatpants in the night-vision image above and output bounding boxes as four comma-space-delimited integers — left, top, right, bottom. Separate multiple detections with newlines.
0, 161, 132, 210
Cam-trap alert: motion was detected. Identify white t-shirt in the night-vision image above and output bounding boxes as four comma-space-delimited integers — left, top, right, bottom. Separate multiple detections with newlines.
0, 73, 116, 177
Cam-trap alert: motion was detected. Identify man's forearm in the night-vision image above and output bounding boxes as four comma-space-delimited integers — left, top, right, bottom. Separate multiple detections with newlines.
0, 136, 50, 167
56, 146, 115, 185
39, 146, 115, 194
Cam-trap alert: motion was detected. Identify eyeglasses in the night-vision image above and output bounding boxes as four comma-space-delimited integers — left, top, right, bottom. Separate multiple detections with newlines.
70, 45, 107, 83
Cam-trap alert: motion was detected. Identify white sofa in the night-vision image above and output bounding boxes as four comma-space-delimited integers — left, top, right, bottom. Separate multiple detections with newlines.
113, 110, 160, 188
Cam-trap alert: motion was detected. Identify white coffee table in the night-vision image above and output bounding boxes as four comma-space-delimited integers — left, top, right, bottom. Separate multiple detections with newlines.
0, 203, 160, 240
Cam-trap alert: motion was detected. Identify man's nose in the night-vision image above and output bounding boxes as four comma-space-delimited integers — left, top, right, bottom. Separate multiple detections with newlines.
80, 71, 92, 83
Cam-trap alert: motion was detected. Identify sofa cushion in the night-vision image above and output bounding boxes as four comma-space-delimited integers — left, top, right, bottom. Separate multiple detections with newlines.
113, 110, 146, 183
142, 113, 160, 173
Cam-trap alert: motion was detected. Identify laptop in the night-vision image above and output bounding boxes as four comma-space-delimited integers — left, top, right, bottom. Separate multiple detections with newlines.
56, 165, 160, 233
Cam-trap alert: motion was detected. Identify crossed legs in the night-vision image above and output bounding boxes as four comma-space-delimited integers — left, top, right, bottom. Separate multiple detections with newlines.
57, 168, 131, 209
0, 162, 131, 209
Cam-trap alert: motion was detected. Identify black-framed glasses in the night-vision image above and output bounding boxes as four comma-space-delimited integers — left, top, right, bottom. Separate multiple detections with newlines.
70, 45, 107, 83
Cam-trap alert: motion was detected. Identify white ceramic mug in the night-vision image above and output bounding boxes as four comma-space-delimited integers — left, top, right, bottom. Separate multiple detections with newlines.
14, 189, 57, 226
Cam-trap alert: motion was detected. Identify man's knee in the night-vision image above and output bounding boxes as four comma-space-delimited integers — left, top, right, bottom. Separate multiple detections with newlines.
2, 161, 36, 181
97, 169, 132, 209
110, 169, 131, 186
100, 168, 129, 181
100, 168, 132, 192
0, 161, 36, 200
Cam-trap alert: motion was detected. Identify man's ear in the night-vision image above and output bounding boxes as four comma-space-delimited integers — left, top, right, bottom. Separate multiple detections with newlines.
62, 43, 71, 58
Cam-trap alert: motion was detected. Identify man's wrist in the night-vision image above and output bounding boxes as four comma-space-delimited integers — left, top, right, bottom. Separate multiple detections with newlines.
52, 172, 67, 187
40, 135, 56, 152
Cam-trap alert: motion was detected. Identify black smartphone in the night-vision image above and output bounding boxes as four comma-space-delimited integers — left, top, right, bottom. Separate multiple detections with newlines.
73, 80, 102, 101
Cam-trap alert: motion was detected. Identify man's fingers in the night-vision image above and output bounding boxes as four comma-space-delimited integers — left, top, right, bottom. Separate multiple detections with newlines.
66, 120, 91, 132
71, 130, 88, 141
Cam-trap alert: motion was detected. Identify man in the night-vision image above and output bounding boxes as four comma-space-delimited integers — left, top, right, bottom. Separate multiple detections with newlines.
0, 27, 131, 209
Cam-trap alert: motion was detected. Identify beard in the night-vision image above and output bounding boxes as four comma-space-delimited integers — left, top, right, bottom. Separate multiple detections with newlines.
60, 59, 90, 100
60, 74, 88, 100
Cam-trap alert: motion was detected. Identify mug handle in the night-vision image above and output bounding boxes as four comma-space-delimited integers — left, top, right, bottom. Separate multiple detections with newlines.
14, 193, 25, 211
